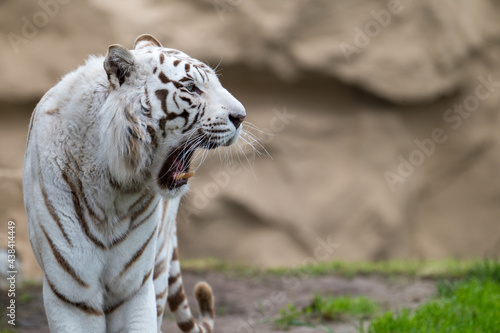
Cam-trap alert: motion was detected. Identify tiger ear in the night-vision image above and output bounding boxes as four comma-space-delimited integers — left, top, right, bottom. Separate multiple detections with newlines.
134, 34, 163, 50
104, 44, 134, 87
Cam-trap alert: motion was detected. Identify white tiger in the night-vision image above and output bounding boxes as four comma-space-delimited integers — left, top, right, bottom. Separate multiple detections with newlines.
23, 34, 246, 333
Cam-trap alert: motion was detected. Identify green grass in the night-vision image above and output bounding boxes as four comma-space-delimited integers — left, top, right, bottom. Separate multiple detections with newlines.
364, 260, 500, 333
365, 279, 500, 333
21, 279, 42, 288
184, 258, 500, 332
273, 260, 500, 332
275, 294, 378, 330
0, 320, 18, 333
19, 292, 33, 303
181, 258, 487, 279
308, 294, 378, 321
268, 259, 485, 279
275, 304, 306, 329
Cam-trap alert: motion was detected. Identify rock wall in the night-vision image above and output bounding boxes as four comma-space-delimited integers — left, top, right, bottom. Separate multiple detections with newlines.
1, 0, 500, 278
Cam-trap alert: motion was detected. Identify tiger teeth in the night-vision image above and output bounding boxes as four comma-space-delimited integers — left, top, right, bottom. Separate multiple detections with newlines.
183, 171, 195, 179
174, 171, 195, 181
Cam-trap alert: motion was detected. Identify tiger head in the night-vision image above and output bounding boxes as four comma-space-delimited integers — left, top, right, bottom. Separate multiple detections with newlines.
100, 34, 245, 197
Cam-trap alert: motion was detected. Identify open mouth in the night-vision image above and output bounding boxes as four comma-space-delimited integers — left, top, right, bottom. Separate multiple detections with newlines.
157, 144, 197, 190
157, 131, 236, 191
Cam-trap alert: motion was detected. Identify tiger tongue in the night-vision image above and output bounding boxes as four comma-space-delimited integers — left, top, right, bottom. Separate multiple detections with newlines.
174, 171, 195, 181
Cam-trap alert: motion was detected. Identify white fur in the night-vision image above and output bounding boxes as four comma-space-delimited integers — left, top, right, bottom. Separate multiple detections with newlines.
23, 35, 244, 332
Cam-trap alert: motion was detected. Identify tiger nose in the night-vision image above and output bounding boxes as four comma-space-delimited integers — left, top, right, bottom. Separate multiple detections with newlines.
228, 112, 246, 129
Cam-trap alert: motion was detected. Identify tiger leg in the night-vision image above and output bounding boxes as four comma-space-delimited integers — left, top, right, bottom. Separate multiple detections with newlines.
33, 218, 106, 333
153, 235, 172, 331
105, 278, 158, 333
166, 247, 215, 333
154, 197, 178, 331
153, 197, 214, 333
42, 277, 106, 333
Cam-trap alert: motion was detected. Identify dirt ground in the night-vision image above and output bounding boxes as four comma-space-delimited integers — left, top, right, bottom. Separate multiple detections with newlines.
3, 270, 435, 333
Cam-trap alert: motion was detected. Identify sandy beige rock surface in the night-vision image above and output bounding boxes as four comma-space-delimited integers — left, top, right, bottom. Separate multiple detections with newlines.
1, 0, 500, 279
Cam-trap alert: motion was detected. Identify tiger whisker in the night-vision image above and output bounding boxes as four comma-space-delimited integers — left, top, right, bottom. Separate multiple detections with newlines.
239, 131, 269, 159
241, 130, 272, 159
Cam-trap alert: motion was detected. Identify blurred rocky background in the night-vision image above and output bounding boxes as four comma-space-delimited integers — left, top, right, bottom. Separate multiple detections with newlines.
2, 0, 500, 280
